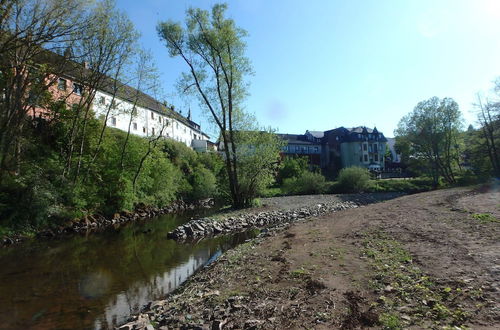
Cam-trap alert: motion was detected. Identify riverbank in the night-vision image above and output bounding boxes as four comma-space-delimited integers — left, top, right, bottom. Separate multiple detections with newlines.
167, 193, 403, 241
121, 187, 500, 329
1, 199, 214, 247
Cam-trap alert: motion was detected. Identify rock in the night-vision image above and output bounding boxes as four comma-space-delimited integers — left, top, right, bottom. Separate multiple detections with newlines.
117, 325, 133, 330
244, 319, 264, 328
384, 285, 394, 292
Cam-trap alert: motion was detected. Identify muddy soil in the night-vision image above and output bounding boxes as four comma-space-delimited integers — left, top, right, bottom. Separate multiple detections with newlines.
126, 187, 499, 329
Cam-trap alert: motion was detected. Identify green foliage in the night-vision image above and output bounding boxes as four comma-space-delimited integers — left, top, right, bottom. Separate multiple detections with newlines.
337, 166, 371, 193
471, 213, 499, 223
231, 129, 284, 206
277, 156, 309, 184
158, 3, 259, 209
0, 115, 222, 231
367, 178, 435, 193
189, 165, 218, 200
395, 97, 464, 185
282, 171, 328, 195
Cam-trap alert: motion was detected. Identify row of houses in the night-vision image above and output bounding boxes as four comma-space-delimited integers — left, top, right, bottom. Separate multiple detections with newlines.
279, 126, 400, 175
29, 52, 214, 152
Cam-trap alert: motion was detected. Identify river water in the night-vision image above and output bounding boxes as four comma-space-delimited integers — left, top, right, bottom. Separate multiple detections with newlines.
0, 210, 257, 329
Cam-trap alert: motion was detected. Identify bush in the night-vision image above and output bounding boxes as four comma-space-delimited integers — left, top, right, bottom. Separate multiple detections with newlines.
277, 156, 309, 184
282, 171, 328, 195
0, 118, 224, 232
337, 166, 370, 193
189, 166, 218, 200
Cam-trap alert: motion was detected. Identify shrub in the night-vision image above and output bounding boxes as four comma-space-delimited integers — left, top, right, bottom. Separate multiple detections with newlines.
337, 166, 370, 193
277, 156, 309, 184
282, 171, 328, 195
189, 165, 218, 200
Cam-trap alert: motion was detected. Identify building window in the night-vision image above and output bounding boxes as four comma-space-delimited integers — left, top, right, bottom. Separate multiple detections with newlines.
314, 146, 319, 152
375, 154, 379, 161
363, 144, 367, 151
364, 154, 368, 162
295, 146, 300, 152
111, 100, 117, 109
151, 112, 154, 120
143, 127, 146, 133
99, 96, 105, 105
152, 127, 155, 135
159, 117, 162, 123
176, 123, 179, 129
133, 122, 137, 130
57, 78, 66, 91
73, 83, 83, 95
359, 143, 362, 151
359, 156, 363, 162
368, 145, 372, 152
374, 144, 378, 152
111, 117, 116, 126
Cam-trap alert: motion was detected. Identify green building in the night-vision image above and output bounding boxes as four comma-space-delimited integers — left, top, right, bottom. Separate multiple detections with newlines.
323, 126, 388, 173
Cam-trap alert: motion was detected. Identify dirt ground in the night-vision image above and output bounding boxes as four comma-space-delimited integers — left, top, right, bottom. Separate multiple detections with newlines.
142, 187, 500, 329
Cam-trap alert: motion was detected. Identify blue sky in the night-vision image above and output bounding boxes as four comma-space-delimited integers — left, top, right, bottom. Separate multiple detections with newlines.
116, 0, 500, 138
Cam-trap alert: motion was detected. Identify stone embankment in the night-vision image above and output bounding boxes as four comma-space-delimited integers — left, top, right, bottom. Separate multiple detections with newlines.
1, 199, 214, 247
167, 200, 359, 241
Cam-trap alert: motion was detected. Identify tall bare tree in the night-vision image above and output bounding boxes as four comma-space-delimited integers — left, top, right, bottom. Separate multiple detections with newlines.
0, 0, 91, 183
158, 4, 253, 207
474, 91, 500, 176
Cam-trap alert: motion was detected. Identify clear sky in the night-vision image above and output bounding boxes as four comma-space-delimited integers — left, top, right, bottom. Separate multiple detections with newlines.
116, 0, 500, 139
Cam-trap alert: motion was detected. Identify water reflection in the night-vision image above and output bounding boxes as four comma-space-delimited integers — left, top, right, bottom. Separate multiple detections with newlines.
0, 211, 256, 329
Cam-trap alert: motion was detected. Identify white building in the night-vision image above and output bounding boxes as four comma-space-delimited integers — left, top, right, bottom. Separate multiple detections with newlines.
92, 80, 211, 150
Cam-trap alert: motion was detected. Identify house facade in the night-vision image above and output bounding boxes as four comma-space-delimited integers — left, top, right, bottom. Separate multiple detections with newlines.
28, 51, 213, 150
279, 126, 388, 175
278, 133, 322, 167
93, 86, 210, 149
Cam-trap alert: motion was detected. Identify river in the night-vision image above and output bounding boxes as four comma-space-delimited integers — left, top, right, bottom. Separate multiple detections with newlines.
0, 210, 257, 329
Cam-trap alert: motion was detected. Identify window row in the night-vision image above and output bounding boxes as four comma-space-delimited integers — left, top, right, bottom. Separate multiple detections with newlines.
57, 78, 83, 96
359, 154, 380, 163
283, 145, 319, 153
359, 143, 383, 153
357, 133, 383, 139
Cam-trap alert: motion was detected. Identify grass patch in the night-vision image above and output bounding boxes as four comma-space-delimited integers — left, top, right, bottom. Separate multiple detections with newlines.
290, 268, 309, 278
361, 230, 482, 328
471, 213, 499, 223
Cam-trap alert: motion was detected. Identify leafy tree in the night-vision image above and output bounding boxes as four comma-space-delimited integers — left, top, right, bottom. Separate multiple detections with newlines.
0, 0, 92, 183
230, 130, 283, 205
395, 97, 463, 186
277, 156, 309, 184
157, 3, 255, 208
